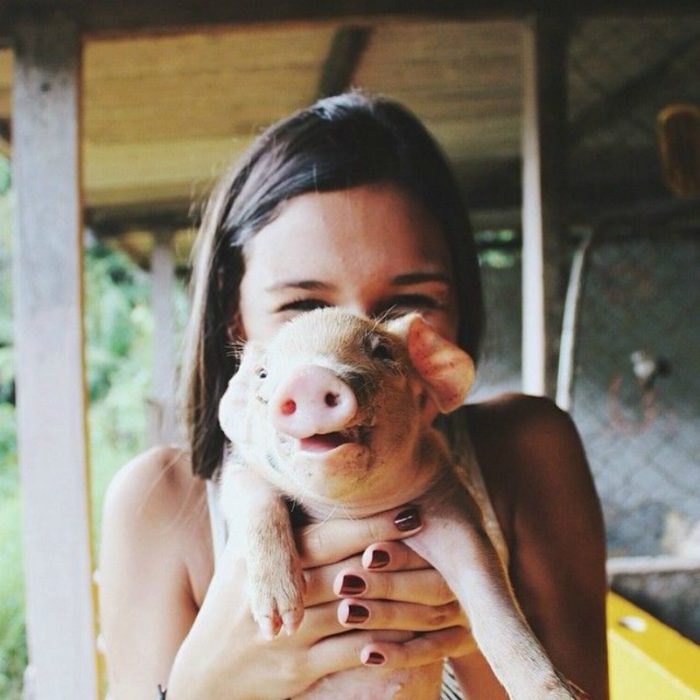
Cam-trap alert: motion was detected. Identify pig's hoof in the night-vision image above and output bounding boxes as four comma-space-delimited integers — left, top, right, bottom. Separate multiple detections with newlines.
250, 581, 305, 639
257, 614, 283, 641
282, 608, 304, 635
247, 546, 306, 639
254, 604, 304, 639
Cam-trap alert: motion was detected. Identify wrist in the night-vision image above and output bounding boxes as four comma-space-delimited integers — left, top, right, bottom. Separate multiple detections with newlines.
166, 637, 215, 700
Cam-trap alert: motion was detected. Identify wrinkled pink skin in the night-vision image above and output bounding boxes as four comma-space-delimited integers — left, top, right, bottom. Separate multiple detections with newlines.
218, 308, 576, 700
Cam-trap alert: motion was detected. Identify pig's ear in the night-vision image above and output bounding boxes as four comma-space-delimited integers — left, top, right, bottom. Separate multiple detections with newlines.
388, 313, 475, 413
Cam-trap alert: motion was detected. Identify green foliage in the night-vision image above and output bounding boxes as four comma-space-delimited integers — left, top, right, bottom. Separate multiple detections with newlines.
85, 241, 156, 537
0, 186, 22, 700
0, 190, 15, 496
476, 228, 519, 269
84, 242, 152, 402
0, 155, 9, 196
0, 494, 25, 700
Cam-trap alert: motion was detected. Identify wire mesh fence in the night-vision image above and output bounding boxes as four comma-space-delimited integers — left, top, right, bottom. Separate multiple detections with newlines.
474, 225, 700, 560
570, 229, 700, 558
471, 13, 700, 563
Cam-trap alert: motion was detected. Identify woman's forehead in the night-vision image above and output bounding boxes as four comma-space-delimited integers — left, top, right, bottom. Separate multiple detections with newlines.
242, 184, 452, 276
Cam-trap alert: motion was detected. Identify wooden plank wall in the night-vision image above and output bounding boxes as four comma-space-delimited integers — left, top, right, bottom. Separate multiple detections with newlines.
12, 16, 98, 699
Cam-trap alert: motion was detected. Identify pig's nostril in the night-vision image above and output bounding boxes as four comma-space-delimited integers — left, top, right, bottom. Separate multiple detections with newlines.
325, 392, 340, 408
280, 399, 297, 415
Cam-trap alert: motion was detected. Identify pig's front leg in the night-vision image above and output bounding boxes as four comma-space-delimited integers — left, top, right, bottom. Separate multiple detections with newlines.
408, 477, 576, 700
218, 463, 306, 639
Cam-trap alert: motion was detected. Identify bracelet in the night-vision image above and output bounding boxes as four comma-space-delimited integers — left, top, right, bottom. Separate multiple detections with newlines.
156, 685, 166, 699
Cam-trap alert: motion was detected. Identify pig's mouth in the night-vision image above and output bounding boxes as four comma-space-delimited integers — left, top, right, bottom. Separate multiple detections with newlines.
298, 426, 368, 453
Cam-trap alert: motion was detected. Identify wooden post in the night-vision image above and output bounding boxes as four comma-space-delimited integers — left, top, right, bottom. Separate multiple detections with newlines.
149, 230, 179, 445
521, 15, 568, 397
12, 16, 98, 699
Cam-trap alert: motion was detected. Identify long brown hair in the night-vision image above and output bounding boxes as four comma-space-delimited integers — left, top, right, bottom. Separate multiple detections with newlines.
181, 92, 484, 480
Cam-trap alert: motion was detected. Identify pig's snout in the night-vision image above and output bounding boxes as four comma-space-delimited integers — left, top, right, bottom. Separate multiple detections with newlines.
270, 365, 358, 439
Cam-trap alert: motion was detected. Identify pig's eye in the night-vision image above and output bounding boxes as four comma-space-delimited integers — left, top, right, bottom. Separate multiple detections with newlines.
256, 367, 268, 380
367, 335, 394, 362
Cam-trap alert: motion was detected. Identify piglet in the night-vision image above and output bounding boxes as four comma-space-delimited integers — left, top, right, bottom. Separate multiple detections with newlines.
218, 308, 579, 700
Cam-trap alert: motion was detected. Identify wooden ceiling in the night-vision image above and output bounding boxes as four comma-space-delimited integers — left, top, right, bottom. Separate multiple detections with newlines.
1, 7, 699, 242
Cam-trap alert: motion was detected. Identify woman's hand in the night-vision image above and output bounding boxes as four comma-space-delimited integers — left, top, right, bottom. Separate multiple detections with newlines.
328, 539, 474, 668
167, 505, 472, 700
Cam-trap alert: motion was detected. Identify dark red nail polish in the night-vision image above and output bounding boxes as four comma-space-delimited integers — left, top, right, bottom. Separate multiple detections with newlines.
339, 574, 366, 596
365, 652, 386, 665
367, 549, 390, 569
394, 506, 421, 532
345, 604, 369, 624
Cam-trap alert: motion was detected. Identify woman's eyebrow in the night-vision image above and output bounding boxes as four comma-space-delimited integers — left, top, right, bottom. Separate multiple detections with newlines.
390, 272, 452, 286
265, 279, 335, 293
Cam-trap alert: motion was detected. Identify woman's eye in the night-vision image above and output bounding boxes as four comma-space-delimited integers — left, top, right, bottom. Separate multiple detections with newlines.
256, 367, 268, 379
277, 298, 330, 313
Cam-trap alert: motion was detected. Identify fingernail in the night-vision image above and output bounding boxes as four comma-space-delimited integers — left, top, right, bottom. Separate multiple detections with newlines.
339, 574, 366, 596
345, 603, 370, 624
367, 549, 391, 569
394, 506, 421, 532
364, 651, 386, 665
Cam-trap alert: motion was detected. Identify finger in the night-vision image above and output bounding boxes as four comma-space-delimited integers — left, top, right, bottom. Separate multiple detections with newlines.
298, 596, 462, 644
307, 629, 415, 678
334, 567, 456, 606
302, 555, 363, 606
297, 505, 422, 567
292, 600, 346, 643
362, 541, 429, 572
337, 599, 465, 632
360, 626, 478, 669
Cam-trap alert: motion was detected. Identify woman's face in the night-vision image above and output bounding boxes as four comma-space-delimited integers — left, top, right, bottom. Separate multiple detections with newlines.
237, 183, 458, 343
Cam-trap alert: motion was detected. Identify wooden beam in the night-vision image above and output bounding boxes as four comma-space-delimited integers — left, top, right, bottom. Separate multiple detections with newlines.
520, 14, 569, 397
82, 136, 246, 208
2, 1, 700, 44
570, 33, 700, 150
461, 149, 668, 212
316, 24, 372, 99
11, 15, 99, 699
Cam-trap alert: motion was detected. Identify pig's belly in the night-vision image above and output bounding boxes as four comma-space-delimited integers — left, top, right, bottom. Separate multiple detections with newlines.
294, 661, 444, 700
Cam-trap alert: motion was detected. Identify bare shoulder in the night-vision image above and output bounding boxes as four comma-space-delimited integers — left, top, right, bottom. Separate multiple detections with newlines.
462, 392, 603, 559
464, 391, 582, 449
102, 445, 201, 534
463, 393, 594, 506
100, 444, 212, 605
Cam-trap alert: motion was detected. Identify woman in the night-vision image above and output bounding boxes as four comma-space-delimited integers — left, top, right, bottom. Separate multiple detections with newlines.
99, 92, 607, 699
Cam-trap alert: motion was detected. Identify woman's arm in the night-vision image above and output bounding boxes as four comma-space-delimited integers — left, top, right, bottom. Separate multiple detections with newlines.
455, 395, 608, 700
508, 397, 608, 699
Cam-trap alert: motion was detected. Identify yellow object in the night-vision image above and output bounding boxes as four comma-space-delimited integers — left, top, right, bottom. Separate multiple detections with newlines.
608, 591, 700, 699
